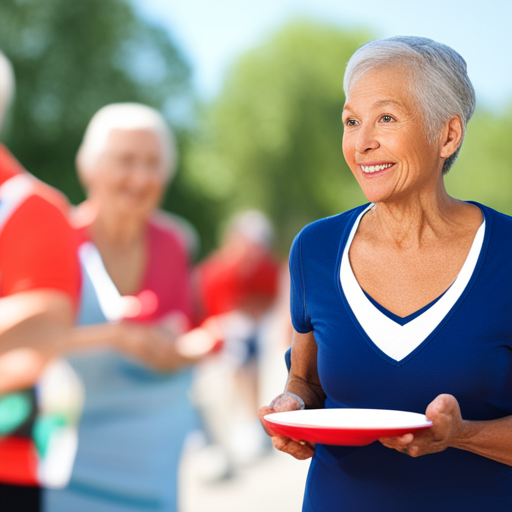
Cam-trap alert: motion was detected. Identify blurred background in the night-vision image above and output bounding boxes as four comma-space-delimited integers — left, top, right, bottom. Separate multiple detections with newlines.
1, 0, 511, 510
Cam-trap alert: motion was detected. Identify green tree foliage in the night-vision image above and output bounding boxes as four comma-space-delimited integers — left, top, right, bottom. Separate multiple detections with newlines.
3, 4, 510, 258
446, 106, 512, 215
185, 21, 372, 254
0, 0, 195, 213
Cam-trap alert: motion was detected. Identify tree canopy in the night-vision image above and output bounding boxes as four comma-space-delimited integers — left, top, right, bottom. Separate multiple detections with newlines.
2, 5, 512, 258
184, 21, 372, 254
0, 0, 192, 205
445, 106, 512, 215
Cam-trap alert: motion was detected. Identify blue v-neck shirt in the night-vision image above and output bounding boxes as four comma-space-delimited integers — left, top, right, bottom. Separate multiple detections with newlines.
288, 202, 512, 512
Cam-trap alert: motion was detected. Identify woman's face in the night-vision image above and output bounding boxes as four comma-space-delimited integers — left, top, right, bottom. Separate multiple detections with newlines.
88, 129, 168, 219
342, 66, 444, 204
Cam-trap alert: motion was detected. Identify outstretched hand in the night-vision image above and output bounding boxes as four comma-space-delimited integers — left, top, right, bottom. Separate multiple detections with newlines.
258, 393, 315, 460
379, 394, 467, 457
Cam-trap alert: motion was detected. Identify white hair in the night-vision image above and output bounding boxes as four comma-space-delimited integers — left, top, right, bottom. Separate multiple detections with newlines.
343, 36, 476, 173
226, 210, 274, 248
0, 51, 15, 130
77, 103, 177, 179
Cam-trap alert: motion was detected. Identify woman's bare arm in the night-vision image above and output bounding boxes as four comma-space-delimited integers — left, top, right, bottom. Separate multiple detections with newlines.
258, 329, 325, 460
285, 330, 326, 409
380, 393, 512, 466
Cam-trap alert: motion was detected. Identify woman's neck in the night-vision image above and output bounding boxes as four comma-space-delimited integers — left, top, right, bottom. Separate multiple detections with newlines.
89, 207, 147, 250
368, 182, 476, 249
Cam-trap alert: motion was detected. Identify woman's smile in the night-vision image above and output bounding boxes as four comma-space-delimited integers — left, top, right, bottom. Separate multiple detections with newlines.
358, 161, 396, 177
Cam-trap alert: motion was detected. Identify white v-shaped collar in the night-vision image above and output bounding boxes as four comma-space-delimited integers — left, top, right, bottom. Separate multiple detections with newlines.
340, 205, 486, 362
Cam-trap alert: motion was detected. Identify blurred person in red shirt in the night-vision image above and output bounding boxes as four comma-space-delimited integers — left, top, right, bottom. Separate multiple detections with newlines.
197, 210, 280, 322
194, 211, 280, 475
0, 50, 81, 511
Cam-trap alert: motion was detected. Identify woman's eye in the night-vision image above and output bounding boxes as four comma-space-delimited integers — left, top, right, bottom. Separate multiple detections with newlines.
381, 115, 394, 123
345, 119, 357, 126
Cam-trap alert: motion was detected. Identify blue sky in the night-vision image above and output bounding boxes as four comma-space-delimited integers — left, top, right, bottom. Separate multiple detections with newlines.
135, 0, 512, 110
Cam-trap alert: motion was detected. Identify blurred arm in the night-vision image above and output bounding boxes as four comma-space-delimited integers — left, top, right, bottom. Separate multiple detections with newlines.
0, 289, 74, 392
109, 319, 222, 373
0, 189, 81, 391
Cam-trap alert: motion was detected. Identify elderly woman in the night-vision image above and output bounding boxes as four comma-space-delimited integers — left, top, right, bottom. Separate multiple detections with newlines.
44, 103, 217, 512
259, 36, 512, 511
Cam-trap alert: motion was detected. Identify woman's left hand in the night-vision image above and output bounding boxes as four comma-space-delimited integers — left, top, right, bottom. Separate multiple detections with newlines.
379, 394, 467, 457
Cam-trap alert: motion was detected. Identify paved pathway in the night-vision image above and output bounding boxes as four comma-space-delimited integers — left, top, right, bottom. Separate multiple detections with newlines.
180, 449, 310, 512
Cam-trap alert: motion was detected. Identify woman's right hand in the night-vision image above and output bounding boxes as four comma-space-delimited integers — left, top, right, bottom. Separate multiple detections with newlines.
258, 392, 315, 460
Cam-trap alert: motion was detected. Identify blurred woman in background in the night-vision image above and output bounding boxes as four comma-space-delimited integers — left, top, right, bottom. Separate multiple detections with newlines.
45, 103, 218, 512
194, 211, 280, 476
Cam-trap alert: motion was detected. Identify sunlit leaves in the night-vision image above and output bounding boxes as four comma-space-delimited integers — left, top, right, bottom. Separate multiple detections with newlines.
185, 20, 371, 253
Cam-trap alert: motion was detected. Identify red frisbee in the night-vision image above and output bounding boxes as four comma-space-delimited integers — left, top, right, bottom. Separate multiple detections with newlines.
264, 408, 432, 446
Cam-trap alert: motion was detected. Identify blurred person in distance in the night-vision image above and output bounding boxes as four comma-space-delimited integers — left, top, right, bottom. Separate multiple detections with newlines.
194, 210, 279, 475
44, 103, 221, 512
259, 36, 512, 511
197, 210, 279, 324
0, 49, 83, 511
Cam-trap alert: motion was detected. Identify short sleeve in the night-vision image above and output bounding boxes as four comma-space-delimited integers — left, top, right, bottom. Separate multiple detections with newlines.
289, 232, 312, 333
0, 194, 80, 305
140, 221, 195, 327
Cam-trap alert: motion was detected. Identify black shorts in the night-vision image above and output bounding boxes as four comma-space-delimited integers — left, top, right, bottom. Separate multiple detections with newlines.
0, 482, 40, 511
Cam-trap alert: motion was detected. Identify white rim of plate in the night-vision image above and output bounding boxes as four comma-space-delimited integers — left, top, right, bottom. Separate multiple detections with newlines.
264, 408, 432, 430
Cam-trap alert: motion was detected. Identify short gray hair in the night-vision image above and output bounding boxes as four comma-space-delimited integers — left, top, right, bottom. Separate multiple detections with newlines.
77, 103, 177, 180
343, 36, 476, 173
0, 50, 15, 131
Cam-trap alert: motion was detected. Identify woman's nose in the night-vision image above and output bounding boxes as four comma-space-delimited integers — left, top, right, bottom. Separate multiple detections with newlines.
355, 124, 379, 153
127, 165, 149, 186
130, 163, 159, 186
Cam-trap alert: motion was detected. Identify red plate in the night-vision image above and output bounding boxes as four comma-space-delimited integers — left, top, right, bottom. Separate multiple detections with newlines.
264, 408, 432, 446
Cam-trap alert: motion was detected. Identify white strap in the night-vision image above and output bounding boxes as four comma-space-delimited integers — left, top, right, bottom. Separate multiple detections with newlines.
341, 206, 485, 362
78, 242, 124, 322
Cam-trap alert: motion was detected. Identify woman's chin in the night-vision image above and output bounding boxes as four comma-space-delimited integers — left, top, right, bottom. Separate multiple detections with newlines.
352, 177, 390, 204
111, 203, 151, 221
360, 188, 395, 205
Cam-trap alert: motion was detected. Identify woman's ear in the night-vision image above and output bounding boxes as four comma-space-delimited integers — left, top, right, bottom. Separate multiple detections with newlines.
440, 115, 464, 159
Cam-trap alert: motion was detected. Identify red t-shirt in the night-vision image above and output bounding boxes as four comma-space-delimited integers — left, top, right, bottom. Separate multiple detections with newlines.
0, 145, 80, 303
196, 246, 279, 320
0, 145, 80, 486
